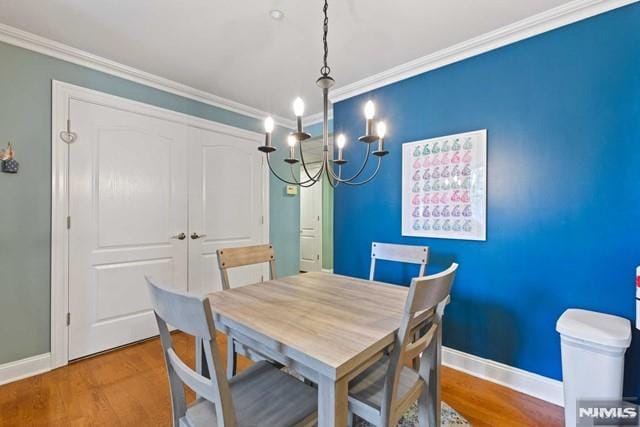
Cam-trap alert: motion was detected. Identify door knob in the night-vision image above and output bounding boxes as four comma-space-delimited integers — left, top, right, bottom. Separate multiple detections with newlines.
191, 232, 207, 240
171, 233, 186, 240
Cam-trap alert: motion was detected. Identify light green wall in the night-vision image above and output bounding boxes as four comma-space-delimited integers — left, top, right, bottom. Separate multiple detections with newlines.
0, 41, 298, 365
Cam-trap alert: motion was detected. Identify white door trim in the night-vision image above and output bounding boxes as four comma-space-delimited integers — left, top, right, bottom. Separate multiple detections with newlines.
51, 80, 268, 368
299, 163, 323, 272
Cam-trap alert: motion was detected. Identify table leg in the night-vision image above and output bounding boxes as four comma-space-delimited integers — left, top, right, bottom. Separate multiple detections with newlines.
434, 326, 442, 426
318, 374, 348, 427
195, 338, 210, 379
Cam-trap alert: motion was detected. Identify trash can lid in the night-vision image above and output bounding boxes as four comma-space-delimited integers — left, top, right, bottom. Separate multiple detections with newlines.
556, 309, 631, 348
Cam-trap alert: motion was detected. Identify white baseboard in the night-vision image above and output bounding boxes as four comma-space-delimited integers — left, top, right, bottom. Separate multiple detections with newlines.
442, 346, 564, 407
0, 353, 51, 386
321, 268, 334, 274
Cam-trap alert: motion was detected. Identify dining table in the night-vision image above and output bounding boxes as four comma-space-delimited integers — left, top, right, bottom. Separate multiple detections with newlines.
204, 271, 442, 427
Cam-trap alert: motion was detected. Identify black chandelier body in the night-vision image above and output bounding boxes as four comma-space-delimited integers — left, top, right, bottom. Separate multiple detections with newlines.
258, 0, 389, 188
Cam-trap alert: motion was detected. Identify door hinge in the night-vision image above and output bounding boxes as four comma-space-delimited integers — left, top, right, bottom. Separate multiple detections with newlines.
317, 254, 320, 261
317, 215, 320, 221
260, 275, 264, 283
261, 215, 264, 225
66, 312, 71, 326
66, 216, 71, 229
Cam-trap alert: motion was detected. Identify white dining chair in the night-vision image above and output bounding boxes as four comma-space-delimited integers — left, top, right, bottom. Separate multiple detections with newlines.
216, 244, 277, 379
146, 277, 318, 427
347, 263, 458, 427
369, 242, 429, 282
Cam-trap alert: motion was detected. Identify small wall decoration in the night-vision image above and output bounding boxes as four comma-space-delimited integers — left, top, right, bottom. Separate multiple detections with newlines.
401, 129, 486, 241
1, 142, 19, 174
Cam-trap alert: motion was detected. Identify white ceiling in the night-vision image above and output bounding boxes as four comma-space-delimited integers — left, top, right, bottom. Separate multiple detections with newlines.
0, 0, 574, 118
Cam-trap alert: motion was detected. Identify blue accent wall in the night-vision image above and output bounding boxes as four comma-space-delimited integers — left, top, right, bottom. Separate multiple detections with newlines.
333, 3, 640, 395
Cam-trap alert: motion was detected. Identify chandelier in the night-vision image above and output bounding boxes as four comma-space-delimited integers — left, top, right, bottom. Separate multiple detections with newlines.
258, 0, 389, 188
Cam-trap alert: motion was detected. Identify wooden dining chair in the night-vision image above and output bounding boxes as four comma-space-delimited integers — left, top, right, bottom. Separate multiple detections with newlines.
347, 263, 458, 427
369, 242, 429, 282
217, 243, 276, 290
216, 243, 276, 379
146, 277, 318, 427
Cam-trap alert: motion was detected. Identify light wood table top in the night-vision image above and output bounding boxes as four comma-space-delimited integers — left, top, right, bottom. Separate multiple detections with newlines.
207, 271, 409, 380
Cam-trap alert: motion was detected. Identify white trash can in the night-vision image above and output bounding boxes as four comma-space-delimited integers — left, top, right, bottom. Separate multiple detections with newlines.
556, 309, 632, 427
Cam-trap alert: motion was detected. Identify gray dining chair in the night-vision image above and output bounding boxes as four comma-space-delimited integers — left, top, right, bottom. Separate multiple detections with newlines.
369, 242, 429, 282
369, 242, 431, 369
347, 263, 458, 427
146, 277, 318, 427
216, 243, 277, 379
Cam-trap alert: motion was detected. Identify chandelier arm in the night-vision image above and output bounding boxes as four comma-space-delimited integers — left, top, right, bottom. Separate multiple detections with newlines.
339, 156, 383, 186
326, 142, 372, 183
322, 155, 340, 189
288, 161, 324, 187
297, 138, 320, 182
265, 153, 308, 186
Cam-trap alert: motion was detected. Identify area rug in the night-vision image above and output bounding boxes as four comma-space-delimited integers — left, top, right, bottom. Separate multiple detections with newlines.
354, 401, 470, 426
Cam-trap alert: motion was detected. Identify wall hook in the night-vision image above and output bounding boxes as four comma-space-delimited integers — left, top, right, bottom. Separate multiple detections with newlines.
60, 119, 77, 144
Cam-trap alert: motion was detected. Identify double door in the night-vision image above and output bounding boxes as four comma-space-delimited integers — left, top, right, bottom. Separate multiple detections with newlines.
67, 99, 266, 359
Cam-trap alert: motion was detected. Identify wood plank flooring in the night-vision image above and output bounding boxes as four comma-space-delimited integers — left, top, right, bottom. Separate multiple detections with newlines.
0, 333, 563, 426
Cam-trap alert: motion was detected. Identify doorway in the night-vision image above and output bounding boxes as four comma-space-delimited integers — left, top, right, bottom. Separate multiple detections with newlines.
52, 82, 268, 364
298, 137, 333, 273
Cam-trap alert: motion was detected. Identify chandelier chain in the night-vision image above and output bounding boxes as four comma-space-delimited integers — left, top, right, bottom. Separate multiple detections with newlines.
320, 0, 330, 77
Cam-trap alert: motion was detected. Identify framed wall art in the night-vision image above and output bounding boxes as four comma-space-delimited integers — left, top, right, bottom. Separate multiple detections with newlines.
401, 129, 487, 241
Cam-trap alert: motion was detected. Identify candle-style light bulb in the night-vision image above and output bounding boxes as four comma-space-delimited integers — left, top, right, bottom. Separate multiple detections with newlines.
376, 121, 387, 139
373, 121, 389, 157
361, 101, 377, 140
287, 134, 297, 147
287, 134, 297, 161
292, 97, 306, 134
259, 116, 276, 152
336, 134, 347, 163
264, 116, 275, 133
293, 97, 305, 117
364, 101, 375, 120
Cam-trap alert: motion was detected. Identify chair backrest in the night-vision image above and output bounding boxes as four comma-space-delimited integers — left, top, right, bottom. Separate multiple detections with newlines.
369, 242, 429, 281
379, 263, 458, 426
146, 277, 236, 427
217, 244, 276, 290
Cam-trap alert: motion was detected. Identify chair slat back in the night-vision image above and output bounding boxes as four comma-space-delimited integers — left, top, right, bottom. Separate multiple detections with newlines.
405, 264, 456, 315
146, 278, 213, 339
217, 244, 276, 290
146, 277, 236, 427
369, 242, 429, 281
379, 263, 458, 425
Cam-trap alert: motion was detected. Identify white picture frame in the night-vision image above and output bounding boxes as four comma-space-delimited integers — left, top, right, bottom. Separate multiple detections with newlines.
401, 129, 487, 241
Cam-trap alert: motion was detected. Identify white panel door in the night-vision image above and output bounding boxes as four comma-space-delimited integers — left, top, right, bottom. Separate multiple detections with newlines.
188, 127, 267, 294
68, 99, 188, 360
299, 165, 322, 272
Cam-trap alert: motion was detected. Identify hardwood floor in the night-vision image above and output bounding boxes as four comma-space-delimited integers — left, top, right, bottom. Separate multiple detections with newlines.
0, 333, 563, 426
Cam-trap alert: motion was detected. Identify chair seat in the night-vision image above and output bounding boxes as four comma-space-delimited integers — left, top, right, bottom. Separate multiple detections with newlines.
182, 361, 317, 427
348, 355, 422, 411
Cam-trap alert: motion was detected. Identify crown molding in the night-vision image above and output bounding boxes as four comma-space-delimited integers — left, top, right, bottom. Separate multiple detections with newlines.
304, 109, 334, 126
0, 22, 295, 129
330, 0, 638, 103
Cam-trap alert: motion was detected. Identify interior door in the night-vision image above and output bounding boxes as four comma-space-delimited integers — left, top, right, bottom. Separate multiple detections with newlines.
188, 126, 266, 294
299, 165, 322, 272
68, 99, 188, 360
